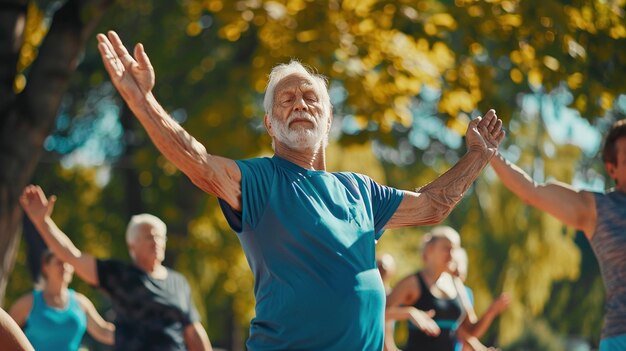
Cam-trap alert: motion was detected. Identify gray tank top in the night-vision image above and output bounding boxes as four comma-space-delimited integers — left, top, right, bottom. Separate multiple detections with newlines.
591, 190, 626, 339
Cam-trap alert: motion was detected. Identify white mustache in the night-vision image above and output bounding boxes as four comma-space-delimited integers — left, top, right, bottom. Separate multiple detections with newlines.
287, 111, 316, 125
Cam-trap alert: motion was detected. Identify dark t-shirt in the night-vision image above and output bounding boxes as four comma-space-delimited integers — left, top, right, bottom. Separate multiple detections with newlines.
96, 259, 200, 351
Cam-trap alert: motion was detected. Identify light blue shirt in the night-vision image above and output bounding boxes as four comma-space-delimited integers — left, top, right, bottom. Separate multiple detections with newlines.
220, 156, 404, 350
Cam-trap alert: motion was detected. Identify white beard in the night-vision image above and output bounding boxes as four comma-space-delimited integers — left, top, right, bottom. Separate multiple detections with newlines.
271, 111, 328, 150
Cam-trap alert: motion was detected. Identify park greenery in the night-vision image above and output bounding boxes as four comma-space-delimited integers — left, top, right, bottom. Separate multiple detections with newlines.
2, 0, 626, 349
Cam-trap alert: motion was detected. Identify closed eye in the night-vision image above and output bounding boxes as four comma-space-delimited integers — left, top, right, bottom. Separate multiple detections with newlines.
304, 93, 318, 102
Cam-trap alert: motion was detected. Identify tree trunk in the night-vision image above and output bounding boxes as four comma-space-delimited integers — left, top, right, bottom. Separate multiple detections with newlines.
119, 102, 145, 217
23, 215, 46, 282
0, 0, 113, 306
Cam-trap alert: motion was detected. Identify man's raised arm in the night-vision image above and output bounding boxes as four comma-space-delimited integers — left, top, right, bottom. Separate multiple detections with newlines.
96, 31, 241, 210
386, 109, 505, 228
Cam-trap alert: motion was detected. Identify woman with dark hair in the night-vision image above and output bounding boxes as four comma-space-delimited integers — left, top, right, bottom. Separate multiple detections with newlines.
9, 250, 114, 350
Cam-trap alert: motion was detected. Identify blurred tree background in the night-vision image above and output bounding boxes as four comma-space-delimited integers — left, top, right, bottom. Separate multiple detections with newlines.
2, 0, 626, 350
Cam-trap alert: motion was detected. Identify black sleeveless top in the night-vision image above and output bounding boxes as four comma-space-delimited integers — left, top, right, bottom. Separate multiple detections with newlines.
404, 272, 464, 351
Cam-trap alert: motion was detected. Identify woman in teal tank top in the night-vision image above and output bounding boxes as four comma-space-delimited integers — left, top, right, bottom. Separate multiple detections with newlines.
9, 250, 115, 350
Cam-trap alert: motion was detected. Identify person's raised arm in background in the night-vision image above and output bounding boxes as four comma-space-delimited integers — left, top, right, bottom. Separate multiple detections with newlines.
19, 185, 98, 286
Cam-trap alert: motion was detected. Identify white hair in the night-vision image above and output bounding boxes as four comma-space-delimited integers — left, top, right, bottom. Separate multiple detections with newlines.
263, 60, 332, 120
125, 213, 167, 244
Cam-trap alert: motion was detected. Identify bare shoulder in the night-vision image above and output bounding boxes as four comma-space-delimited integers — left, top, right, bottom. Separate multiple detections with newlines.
397, 272, 419, 287
390, 273, 420, 304
74, 292, 95, 311
8, 293, 34, 325
580, 190, 599, 238
10, 293, 34, 311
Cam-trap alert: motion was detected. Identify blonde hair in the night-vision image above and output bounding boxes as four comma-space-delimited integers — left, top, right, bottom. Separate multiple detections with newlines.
421, 226, 461, 251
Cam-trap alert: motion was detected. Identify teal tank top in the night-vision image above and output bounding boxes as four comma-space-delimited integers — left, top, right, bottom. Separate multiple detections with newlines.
24, 289, 87, 351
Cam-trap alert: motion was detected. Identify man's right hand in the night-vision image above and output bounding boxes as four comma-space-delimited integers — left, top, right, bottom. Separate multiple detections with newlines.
97, 31, 155, 103
20, 185, 56, 224
465, 109, 505, 160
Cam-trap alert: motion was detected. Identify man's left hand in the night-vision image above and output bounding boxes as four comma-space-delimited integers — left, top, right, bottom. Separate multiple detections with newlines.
465, 109, 505, 158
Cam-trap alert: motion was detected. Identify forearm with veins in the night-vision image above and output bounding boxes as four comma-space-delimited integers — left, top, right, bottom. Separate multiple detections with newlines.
418, 149, 491, 215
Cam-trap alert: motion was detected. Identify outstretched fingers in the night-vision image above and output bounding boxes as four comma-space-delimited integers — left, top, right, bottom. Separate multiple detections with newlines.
98, 31, 141, 82
97, 34, 124, 78
468, 116, 482, 130
487, 110, 499, 131
107, 31, 136, 68
478, 109, 495, 130
134, 43, 153, 72
19, 185, 42, 208
495, 129, 506, 144
35, 185, 46, 202
19, 185, 32, 206
490, 118, 503, 137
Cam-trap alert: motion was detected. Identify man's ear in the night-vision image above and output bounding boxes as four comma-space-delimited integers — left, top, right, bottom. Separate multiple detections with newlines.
127, 241, 135, 254
264, 114, 274, 137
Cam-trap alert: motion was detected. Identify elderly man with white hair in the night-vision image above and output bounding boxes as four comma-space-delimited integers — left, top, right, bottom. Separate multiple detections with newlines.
19, 187, 212, 351
95, 31, 505, 350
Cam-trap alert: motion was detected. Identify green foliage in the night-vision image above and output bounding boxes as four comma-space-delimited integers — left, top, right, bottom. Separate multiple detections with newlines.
504, 317, 566, 351
186, 0, 626, 129
8, 0, 622, 348
544, 232, 604, 346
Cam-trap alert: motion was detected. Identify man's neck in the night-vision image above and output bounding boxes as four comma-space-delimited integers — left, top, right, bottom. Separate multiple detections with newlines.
135, 261, 167, 279
274, 142, 327, 171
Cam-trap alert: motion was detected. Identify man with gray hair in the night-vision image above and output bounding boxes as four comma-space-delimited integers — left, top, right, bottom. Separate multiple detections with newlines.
19, 186, 212, 351
96, 31, 505, 350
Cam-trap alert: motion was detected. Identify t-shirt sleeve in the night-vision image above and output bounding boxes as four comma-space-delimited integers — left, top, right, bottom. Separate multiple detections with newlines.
181, 277, 201, 325
96, 259, 126, 295
355, 174, 404, 239
218, 157, 275, 233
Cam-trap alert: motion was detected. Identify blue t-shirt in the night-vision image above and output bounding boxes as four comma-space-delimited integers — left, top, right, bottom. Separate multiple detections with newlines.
219, 156, 404, 351
24, 289, 87, 351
